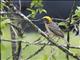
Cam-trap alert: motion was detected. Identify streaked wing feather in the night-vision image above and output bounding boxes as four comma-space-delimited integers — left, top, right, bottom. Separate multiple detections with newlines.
48, 22, 64, 38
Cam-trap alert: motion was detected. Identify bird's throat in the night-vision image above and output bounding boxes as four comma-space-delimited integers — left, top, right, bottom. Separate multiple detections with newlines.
44, 23, 51, 33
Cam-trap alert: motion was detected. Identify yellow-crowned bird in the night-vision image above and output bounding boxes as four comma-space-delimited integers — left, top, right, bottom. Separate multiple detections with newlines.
42, 16, 64, 38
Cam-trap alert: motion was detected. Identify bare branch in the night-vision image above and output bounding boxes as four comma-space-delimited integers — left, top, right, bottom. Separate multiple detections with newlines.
66, 0, 77, 59
25, 43, 46, 60
16, 41, 22, 60
16, 11, 80, 60
2, 2, 80, 60
1, 39, 80, 49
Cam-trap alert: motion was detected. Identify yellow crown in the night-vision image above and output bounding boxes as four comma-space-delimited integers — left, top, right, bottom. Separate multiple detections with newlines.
43, 16, 52, 23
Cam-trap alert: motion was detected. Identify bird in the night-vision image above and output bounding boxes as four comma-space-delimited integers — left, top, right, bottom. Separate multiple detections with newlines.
42, 16, 64, 38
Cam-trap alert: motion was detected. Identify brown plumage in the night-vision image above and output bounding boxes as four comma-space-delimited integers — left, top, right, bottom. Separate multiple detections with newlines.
43, 16, 64, 38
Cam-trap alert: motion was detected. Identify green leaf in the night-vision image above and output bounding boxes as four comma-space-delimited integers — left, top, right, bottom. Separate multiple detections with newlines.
77, 6, 80, 10
1, 19, 11, 29
58, 22, 66, 26
38, 8, 47, 14
27, 8, 33, 12
30, 1, 35, 8
41, 9, 47, 13
31, 14, 36, 18
1, 19, 22, 39
28, 0, 46, 18
1, 23, 11, 40
0, 3, 5, 9
27, 8, 37, 18
75, 6, 80, 17
35, 1, 43, 8
71, 19, 75, 24
27, 8, 36, 14
0, 15, 8, 21
58, 22, 67, 28
36, 9, 39, 13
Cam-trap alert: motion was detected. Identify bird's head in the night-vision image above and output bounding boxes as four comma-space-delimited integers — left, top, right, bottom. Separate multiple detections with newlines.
42, 16, 53, 24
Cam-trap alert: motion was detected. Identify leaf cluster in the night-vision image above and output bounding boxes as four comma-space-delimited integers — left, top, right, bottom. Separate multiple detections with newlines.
27, 0, 47, 19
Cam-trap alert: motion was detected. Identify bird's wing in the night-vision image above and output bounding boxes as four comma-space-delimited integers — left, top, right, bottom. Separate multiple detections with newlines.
48, 22, 64, 38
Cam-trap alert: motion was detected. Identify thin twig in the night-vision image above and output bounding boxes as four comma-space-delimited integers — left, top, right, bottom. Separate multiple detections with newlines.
22, 36, 42, 50
16, 41, 22, 60
66, 0, 77, 60
1, 39, 80, 49
16, 12, 80, 60
25, 43, 47, 60
2, 2, 80, 60
19, 0, 21, 11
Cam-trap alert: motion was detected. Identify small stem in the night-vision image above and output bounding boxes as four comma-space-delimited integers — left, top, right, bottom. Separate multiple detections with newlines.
66, 0, 77, 60
19, 0, 21, 11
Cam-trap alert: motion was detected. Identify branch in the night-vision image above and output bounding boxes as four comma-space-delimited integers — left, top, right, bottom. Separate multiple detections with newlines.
16, 41, 22, 60
3, 3, 80, 60
1, 39, 80, 49
13, 11, 80, 60
66, 0, 77, 59
26, 44, 46, 60
19, 0, 21, 11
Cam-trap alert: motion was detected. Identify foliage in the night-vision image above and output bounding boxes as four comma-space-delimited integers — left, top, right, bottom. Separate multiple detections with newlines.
0, 0, 80, 60
0, 16, 12, 39
1, 18, 11, 29
58, 6, 80, 36
72, 6, 80, 35
0, 5, 12, 40
27, 0, 47, 19
0, 2, 5, 10
0, 4, 23, 39
75, 6, 80, 17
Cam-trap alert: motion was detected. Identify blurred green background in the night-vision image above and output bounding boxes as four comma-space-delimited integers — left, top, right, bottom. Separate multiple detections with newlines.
1, 32, 80, 60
